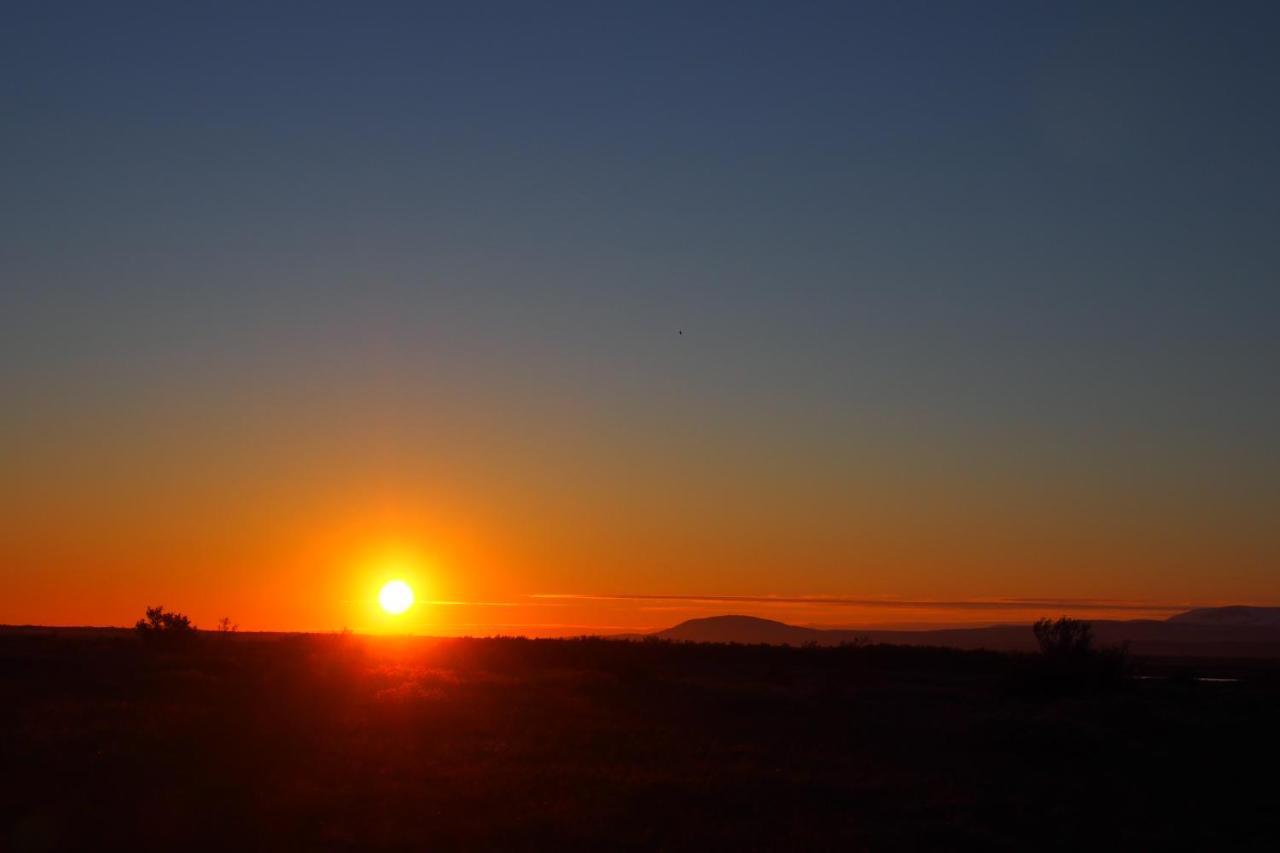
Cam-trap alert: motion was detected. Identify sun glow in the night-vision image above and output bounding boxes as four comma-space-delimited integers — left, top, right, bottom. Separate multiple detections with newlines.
379, 580, 415, 615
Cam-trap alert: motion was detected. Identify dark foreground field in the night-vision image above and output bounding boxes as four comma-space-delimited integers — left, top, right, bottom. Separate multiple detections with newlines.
3, 631, 1279, 851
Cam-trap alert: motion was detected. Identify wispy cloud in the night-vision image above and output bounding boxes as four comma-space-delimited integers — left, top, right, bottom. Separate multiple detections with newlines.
459, 623, 651, 631
423, 599, 565, 608
530, 593, 1189, 613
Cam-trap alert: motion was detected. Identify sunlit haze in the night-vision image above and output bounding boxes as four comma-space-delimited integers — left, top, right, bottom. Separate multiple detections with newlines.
3, 2, 1278, 635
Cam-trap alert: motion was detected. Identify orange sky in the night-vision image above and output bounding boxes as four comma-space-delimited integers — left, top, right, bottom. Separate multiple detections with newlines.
4, 380, 1276, 634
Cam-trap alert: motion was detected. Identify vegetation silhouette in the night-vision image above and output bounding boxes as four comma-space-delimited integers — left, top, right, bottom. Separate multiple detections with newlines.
1033, 616, 1095, 656
134, 605, 197, 649
2, 626, 1276, 849
1017, 616, 1130, 696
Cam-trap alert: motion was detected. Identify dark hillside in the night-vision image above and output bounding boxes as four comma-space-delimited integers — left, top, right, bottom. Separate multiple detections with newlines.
650, 609, 1280, 657
3, 632, 1280, 850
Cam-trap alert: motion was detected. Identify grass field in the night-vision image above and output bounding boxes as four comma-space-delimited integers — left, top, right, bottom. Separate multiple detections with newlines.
3, 630, 1278, 851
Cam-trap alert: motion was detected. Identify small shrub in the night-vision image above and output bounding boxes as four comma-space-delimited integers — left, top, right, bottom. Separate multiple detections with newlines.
1016, 617, 1129, 696
1033, 617, 1094, 658
135, 605, 198, 648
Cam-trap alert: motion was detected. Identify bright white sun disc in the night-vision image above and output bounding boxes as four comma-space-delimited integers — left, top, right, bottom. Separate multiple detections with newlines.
379, 580, 414, 614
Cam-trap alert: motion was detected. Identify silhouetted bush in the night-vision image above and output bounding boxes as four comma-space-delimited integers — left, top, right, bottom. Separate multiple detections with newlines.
1033, 617, 1094, 658
135, 605, 197, 648
1017, 617, 1129, 696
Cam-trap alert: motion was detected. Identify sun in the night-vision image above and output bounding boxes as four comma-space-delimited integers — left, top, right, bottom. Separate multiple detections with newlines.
379, 580, 415, 615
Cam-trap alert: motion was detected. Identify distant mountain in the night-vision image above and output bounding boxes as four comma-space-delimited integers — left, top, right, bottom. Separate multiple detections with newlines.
653, 615, 1029, 649
649, 607, 1280, 658
655, 615, 828, 645
1168, 606, 1280, 628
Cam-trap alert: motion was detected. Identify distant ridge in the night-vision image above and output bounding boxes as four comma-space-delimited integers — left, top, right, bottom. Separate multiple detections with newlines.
649, 607, 1280, 658
1168, 606, 1280, 628
655, 615, 825, 645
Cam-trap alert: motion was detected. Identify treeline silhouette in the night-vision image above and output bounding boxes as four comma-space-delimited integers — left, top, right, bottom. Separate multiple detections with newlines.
127, 607, 1130, 694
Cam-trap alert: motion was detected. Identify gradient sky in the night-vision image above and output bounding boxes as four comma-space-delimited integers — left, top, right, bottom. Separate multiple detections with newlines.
4, 1, 1279, 633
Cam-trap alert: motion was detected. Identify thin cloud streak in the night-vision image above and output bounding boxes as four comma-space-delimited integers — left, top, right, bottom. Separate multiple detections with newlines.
530, 593, 1192, 613
459, 623, 653, 631
423, 600, 565, 608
